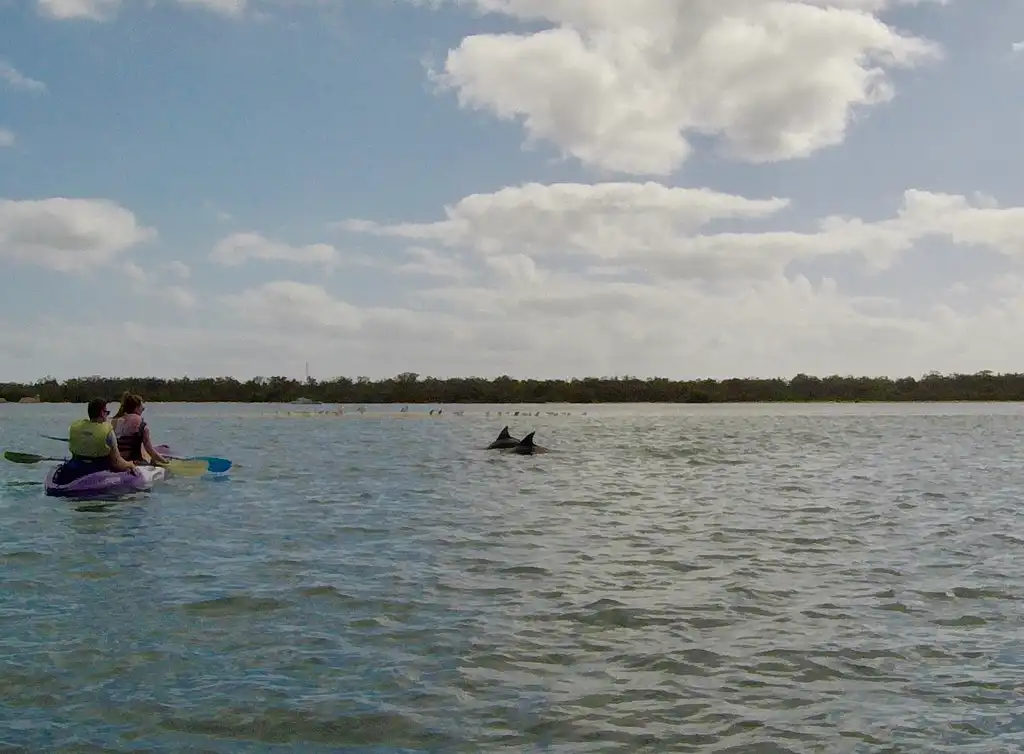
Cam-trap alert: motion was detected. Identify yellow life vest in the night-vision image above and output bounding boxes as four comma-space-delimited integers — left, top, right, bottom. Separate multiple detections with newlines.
68, 419, 113, 458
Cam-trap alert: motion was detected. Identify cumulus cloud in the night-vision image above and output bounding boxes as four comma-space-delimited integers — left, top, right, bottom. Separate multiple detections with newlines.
265, 179, 1024, 378
0, 316, 308, 381
210, 232, 342, 269
220, 280, 465, 342
221, 280, 363, 333
109, 259, 198, 312
339, 182, 1024, 283
0, 60, 47, 93
16, 0, 1024, 383
0, 60, 46, 95
394, 246, 472, 280
162, 260, 192, 279
431, 0, 945, 174
9, 263, 1024, 382
177, 0, 248, 16
0, 198, 156, 273
35, 0, 120, 20
25, 182, 1022, 381
158, 285, 199, 310
337, 181, 790, 272
34, 0, 328, 21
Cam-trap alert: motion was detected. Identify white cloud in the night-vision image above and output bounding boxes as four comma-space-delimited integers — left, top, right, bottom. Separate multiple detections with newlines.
15, 0, 1024, 384
34, 179, 1024, 381
111, 261, 198, 311
337, 181, 790, 265
340, 182, 1024, 282
0, 198, 157, 273
394, 246, 472, 280
431, 0, 944, 175
177, 0, 247, 16
162, 260, 192, 279
219, 280, 463, 342
8, 264, 1024, 382
33, 0, 328, 21
0, 60, 47, 93
35, 0, 120, 20
0, 129, 14, 148
278, 180, 1024, 378
159, 285, 199, 310
0, 317, 302, 381
122, 261, 147, 282
210, 231, 341, 268
221, 280, 363, 333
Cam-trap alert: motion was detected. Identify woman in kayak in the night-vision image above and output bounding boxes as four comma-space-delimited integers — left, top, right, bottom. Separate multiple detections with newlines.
111, 391, 170, 466
52, 397, 140, 484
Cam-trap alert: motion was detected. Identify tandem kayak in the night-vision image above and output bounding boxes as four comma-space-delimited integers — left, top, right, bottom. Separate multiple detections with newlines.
44, 464, 166, 499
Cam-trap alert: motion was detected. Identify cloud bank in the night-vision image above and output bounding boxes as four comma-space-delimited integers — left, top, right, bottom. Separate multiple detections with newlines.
8, 0, 1023, 381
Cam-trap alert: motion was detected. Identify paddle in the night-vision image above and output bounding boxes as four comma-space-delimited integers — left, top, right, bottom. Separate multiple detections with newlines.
156, 451, 231, 473
180, 456, 231, 473
5, 450, 211, 477
40, 435, 231, 473
163, 459, 214, 476
5, 451, 62, 464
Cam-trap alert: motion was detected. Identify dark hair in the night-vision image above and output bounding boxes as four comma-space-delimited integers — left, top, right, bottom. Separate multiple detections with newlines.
113, 391, 143, 419
87, 397, 109, 420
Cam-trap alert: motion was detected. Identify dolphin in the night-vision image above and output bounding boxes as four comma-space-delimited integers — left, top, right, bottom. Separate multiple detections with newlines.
486, 426, 520, 450
511, 431, 549, 455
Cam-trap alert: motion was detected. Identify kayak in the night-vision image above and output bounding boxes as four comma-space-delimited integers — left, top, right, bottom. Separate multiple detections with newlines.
39, 443, 221, 499
44, 464, 166, 499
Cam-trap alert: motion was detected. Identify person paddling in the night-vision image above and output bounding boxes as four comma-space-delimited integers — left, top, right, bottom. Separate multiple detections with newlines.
52, 397, 139, 484
111, 392, 170, 466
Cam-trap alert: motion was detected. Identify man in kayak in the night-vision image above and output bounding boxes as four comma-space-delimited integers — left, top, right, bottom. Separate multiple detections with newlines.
111, 391, 170, 467
52, 398, 140, 484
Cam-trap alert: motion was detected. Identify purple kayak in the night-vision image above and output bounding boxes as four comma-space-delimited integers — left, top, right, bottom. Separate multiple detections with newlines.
43, 445, 175, 500
44, 464, 165, 499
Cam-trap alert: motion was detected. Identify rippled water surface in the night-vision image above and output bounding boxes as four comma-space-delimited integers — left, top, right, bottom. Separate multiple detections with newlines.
2, 401, 1024, 753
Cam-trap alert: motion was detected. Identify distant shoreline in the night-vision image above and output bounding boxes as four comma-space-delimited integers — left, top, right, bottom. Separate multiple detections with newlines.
1, 371, 1021, 404
6, 397, 1024, 403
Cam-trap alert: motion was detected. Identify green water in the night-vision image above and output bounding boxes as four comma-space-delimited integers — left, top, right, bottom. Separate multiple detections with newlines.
1, 401, 1022, 752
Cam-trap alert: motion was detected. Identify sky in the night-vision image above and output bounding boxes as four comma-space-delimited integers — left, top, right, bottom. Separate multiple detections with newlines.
3, 0, 1024, 382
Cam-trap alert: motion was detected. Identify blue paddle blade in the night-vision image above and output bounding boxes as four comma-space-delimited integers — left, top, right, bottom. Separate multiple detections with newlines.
196, 457, 232, 473
154, 446, 231, 473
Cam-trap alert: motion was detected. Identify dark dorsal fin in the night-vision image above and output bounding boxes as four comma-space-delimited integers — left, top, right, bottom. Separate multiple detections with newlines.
496, 426, 511, 439
518, 431, 536, 446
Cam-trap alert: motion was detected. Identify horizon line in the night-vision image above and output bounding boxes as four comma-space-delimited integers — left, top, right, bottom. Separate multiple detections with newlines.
0, 370, 1016, 384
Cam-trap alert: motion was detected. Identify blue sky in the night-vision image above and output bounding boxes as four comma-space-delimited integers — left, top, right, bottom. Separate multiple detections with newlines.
2, 0, 1024, 381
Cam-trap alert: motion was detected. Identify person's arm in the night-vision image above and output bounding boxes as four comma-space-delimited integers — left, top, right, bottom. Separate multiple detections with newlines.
142, 425, 169, 465
105, 430, 137, 474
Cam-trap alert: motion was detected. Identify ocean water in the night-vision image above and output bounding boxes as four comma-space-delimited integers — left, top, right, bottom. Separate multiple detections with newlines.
1, 400, 1023, 753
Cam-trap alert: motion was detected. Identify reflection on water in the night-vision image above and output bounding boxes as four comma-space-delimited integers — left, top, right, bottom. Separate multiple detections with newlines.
2, 401, 1024, 751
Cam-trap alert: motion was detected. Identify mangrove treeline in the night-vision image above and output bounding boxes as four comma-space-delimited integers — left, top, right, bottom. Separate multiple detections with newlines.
2, 371, 1024, 404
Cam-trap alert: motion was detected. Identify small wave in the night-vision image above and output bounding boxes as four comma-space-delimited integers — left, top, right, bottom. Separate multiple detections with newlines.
181, 595, 289, 616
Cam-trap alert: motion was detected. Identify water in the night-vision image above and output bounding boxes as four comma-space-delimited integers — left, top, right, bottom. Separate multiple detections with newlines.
1, 400, 1023, 753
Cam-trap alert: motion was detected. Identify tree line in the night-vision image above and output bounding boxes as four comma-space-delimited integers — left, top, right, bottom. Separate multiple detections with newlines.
1, 371, 1024, 404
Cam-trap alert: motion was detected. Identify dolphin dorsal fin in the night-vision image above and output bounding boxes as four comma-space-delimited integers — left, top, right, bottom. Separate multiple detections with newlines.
519, 431, 535, 446
497, 426, 511, 439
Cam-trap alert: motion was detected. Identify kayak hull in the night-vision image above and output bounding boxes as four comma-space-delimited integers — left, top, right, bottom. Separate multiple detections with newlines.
44, 464, 166, 499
